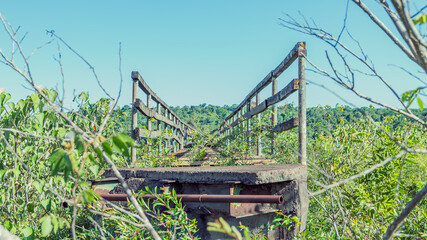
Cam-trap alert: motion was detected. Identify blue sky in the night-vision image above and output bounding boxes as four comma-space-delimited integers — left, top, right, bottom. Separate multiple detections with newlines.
0, 1, 425, 108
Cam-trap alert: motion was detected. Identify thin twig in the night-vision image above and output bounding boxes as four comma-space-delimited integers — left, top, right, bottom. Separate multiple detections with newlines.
310, 151, 406, 196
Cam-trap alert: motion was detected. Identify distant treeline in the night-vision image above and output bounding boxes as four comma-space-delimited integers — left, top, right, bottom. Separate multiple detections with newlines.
117, 104, 427, 137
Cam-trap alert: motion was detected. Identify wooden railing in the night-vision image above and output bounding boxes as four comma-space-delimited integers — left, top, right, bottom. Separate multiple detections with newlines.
216, 42, 307, 164
131, 71, 195, 162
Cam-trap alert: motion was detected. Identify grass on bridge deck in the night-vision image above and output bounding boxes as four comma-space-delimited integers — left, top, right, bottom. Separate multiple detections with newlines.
169, 147, 276, 167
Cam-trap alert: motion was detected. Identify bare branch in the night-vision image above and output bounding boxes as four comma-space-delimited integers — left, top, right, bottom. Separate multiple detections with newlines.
0, 128, 59, 141
309, 151, 406, 197
46, 30, 114, 100
382, 182, 427, 240
351, 0, 416, 62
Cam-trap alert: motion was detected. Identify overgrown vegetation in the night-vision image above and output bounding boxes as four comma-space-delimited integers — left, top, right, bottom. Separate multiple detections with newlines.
1, 90, 426, 239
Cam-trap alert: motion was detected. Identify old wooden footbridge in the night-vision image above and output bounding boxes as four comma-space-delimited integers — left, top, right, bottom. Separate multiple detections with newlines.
94, 42, 308, 239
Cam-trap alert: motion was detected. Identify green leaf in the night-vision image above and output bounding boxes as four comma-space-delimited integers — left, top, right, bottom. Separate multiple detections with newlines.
89, 165, 100, 177
112, 134, 130, 157
417, 97, 424, 111
88, 153, 97, 164
41, 199, 52, 211
33, 112, 45, 127
413, 14, 427, 25
17, 99, 25, 111
0, 92, 11, 106
231, 226, 242, 240
77, 189, 100, 204
94, 147, 103, 161
27, 202, 35, 213
30, 93, 40, 111
49, 149, 65, 176
74, 135, 85, 155
114, 133, 135, 147
4, 220, 12, 231
51, 216, 59, 234
6, 102, 14, 110
63, 153, 73, 180
44, 89, 58, 102
21, 226, 34, 240
32, 181, 43, 193
219, 217, 232, 233
101, 141, 113, 156
40, 216, 53, 237
78, 91, 89, 102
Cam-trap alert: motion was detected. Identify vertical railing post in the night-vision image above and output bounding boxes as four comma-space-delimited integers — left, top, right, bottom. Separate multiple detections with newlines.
180, 123, 184, 150
298, 42, 307, 165
271, 74, 278, 155
256, 93, 262, 157
147, 94, 152, 132
172, 116, 177, 152
131, 75, 138, 163
246, 101, 251, 157
157, 102, 161, 153
165, 110, 170, 150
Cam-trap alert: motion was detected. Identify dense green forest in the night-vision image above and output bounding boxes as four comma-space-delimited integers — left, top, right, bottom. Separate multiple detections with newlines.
118, 103, 427, 137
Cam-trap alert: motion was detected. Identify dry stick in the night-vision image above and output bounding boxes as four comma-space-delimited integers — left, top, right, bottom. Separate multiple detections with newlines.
305, 80, 427, 166
87, 216, 108, 240
364, 114, 427, 156
305, 57, 427, 127
54, 42, 66, 110
279, 16, 419, 113
310, 151, 406, 197
98, 152, 161, 239
0, 16, 161, 240
309, 17, 407, 110
350, 0, 415, 62
71, 197, 78, 240
97, 42, 124, 136
328, 189, 340, 237
26, 39, 55, 61
102, 198, 144, 223
0, 128, 59, 140
47, 30, 114, 100
388, 64, 427, 85
382, 182, 427, 240
97, 98, 118, 136
392, 0, 427, 50
85, 208, 146, 228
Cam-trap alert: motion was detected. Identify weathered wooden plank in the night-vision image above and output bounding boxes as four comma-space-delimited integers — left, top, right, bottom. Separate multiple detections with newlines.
247, 100, 267, 118
135, 128, 161, 138
135, 98, 179, 130
230, 118, 240, 128
132, 71, 196, 132
272, 43, 300, 77
222, 42, 302, 124
266, 78, 299, 107
273, 117, 299, 133
298, 42, 307, 165
220, 83, 297, 133
135, 127, 182, 144
131, 76, 139, 163
134, 99, 185, 137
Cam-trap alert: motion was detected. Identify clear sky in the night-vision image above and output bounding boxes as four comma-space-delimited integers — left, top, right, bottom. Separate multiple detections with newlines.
0, 1, 425, 109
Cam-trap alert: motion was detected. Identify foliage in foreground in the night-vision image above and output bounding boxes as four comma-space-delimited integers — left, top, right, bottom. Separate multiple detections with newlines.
1, 89, 426, 239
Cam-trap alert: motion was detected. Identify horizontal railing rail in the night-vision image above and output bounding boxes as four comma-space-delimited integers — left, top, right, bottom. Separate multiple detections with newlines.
131, 71, 196, 162
216, 42, 307, 164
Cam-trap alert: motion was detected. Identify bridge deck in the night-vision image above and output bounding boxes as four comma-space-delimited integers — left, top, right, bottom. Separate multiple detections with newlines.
170, 147, 276, 166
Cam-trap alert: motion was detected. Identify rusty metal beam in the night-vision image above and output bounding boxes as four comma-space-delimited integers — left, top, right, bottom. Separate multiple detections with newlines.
96, 193, 284, 204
